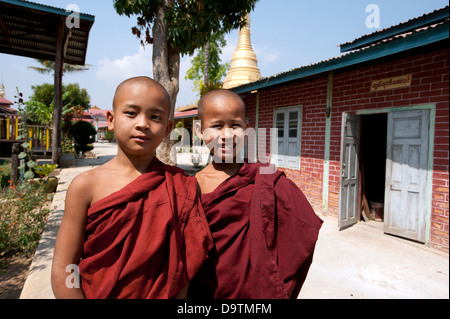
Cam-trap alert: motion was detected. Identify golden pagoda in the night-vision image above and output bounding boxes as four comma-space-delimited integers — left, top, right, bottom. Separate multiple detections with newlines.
223, 14, 262, 89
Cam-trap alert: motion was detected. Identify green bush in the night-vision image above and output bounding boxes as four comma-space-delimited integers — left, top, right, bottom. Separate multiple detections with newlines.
62, 136, 76, 155
0, 182, 50, 258
69, 121, 96, 154
0, 161, 11, 188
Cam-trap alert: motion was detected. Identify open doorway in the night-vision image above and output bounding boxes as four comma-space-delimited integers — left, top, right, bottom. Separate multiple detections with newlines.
360, 113, 388, 222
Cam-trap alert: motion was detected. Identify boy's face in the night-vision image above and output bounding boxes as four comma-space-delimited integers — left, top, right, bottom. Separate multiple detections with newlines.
195, 95, 248, 163
107, 82, 172, 157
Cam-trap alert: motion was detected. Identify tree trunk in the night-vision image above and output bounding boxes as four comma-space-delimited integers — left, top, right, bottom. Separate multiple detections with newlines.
152, 0, 180, 165
204, 36, 210, 86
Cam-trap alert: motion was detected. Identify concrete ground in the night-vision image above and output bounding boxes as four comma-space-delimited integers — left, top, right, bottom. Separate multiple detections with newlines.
19, 142, 449, 299
299, 215, 449, 299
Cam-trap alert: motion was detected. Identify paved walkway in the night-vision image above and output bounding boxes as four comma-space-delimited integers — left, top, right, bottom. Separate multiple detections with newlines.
19, 143, 449, 299
20, 143, 117, 299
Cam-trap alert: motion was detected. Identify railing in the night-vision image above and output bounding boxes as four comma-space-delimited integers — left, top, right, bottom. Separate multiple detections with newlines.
0, 113, 52, 151
0, 113, 23, 141
27, 125, 52, 151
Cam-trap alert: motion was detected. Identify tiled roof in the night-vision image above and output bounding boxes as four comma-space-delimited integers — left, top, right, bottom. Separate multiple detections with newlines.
0, 97, 13, 105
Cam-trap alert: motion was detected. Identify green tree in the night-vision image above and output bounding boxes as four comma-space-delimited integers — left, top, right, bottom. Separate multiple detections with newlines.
113, 0, 259, 163
185, 32, 230, 97
28, 59, 91, 76
23, 83, 91, 126
28, 83, 90, 112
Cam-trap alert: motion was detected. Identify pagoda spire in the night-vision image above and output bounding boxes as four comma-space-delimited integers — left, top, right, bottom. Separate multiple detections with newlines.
223, 13, 262, 89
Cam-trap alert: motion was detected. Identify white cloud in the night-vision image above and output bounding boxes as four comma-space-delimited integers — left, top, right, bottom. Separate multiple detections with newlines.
96, 46, 153, 87
95, 47, 198, 107
255, 46, 280, 64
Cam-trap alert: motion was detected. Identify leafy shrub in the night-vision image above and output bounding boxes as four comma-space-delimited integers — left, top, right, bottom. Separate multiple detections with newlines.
0, 161, 11, 188
33, 164, 58, 178
69, 121, 96, 154
0, 182, 50, 258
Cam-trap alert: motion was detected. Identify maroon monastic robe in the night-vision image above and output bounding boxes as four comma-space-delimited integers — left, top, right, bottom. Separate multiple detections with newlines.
189, 161, 322, 299
78, 158, 213, 299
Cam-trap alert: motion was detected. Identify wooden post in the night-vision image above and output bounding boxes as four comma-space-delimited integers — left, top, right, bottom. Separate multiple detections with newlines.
15, 117, 18, 139
29, 127, 32, 150
6, 116, 10, 140
52, 19, 64, 164
46, 128, 50, 151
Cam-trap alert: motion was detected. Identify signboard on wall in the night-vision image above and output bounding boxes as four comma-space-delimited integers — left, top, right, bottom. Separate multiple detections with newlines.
371, 74, 412, 91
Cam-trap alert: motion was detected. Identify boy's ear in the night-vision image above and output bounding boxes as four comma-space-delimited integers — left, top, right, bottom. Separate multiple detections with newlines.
106, 110, 114, 131
164, 120, 173, 137
194, 120, 203, 140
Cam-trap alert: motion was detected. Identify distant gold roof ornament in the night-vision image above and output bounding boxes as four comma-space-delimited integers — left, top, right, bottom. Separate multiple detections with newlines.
223, 14, 262, 89
0, 83, 5, 98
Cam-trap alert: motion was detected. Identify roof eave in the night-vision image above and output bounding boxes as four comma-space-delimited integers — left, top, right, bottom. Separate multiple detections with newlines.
0, 0, 95, 22
340, 6, 449, 53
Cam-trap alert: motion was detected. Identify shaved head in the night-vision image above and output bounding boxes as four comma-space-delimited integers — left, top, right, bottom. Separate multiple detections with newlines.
197, 89, 246, 121
112, 76, 170, 112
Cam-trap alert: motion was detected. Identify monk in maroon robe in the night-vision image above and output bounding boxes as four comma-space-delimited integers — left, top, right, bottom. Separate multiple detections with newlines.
190, 89, 322, 299
191, 161, 322, 299
79, 159, 213, 298
52, 77, 213, 299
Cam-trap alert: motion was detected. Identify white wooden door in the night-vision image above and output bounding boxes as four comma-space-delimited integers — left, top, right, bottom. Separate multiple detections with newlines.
384, 110, 429, 243
339, 113, 360, 229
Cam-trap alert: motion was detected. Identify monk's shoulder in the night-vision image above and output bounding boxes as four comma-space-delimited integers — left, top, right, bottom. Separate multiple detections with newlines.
68, 162, 120, 203
69, 168, 95, 190
66, 169, 96, 206
75, 162, 116, 185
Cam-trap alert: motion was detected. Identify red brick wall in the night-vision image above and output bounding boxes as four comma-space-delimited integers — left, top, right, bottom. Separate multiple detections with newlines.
241, 47, 449, 252
243, 78, 328, 212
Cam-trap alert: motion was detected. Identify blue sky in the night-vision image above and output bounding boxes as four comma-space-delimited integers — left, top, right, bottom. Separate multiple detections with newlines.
0, 0, 448, 110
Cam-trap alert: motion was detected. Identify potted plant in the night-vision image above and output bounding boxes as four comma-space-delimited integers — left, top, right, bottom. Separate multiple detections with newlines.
33, 163, 59, 193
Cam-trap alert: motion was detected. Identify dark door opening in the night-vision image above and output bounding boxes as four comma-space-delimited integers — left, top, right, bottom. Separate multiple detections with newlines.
360, 113, 387, 222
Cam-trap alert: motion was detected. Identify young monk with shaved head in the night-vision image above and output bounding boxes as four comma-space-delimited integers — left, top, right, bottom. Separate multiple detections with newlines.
189, 89, 323, 299
51, 76, 213, 299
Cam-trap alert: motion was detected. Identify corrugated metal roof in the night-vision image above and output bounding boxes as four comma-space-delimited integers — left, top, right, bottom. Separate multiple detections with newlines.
0, 0, 94, 65
340, 6, 449, 52
0, 0, 94, 21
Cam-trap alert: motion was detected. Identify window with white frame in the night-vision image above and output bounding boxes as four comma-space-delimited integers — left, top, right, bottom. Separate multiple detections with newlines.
272, 106, 302, 169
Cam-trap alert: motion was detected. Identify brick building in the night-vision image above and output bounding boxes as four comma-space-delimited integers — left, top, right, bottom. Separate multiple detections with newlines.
231, 7, 449, 252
